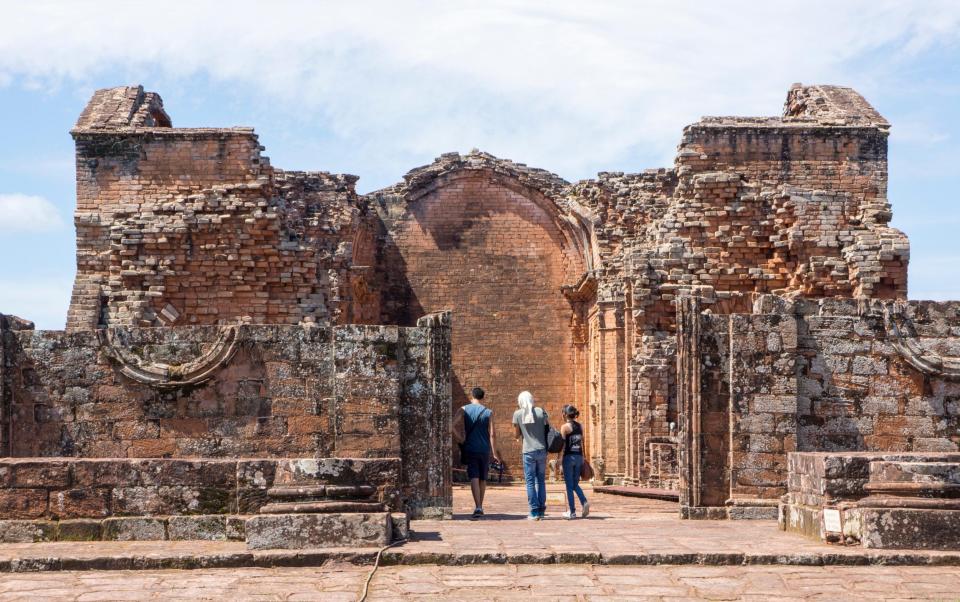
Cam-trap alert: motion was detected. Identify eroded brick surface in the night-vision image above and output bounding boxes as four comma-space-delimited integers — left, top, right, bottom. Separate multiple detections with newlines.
0, 80, 951, 542
35, 82, 912, 486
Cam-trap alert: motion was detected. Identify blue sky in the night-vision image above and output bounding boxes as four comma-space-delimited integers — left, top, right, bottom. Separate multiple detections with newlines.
1, 1, 959, 329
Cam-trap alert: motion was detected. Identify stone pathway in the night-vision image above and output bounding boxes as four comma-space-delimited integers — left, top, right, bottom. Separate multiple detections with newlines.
392, 485, 960, 565
0, 485, 956, 598
0, 486, 958, 573
0, 564, 958, 600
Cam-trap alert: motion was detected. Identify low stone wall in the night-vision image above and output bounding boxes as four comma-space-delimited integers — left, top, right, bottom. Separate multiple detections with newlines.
678, 297, 960, 519
780, 451, 960, 549
0, 313, 453, 519
0, 457, 401, 520
0, 457, 410, 544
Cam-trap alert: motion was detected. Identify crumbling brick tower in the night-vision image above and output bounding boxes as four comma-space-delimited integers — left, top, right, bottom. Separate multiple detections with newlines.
567, 84, 909, 484
64, 84, 908, 483
67, 86, 379, 331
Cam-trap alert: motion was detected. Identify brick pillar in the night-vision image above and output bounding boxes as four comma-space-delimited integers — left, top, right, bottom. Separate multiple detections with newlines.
676, 296, 702, 509
588, 301, 627, 483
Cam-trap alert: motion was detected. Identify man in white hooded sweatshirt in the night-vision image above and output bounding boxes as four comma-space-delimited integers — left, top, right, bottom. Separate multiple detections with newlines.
512, 391, 549, 520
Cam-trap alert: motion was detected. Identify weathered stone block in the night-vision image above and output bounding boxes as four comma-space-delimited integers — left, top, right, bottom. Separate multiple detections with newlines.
752, 395, 795, 414
49, 488, 111, 519
72, 460, 141, 488
244, 512, 391, 549
56, 519, 102, 541
852, 356, 887, 375
226, 516, 246, 541
0, 520, 56, 543
168, 515, 227, 541
861, 508, 960, 550
110, 487, 164, 516
390, 512, 409, 541
0, 489, 48, 519
10, 460, 70, 488
102, 517, 166, 541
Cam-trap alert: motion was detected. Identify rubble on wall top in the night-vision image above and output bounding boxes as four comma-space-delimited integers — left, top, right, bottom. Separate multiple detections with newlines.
372, 148, 571, 199
692, 84, 889, 130
784, 84, 888, 126
73, 85, 172, 131
0, 314, 34, 331
72, 85, 256, 138
273, 170, 361, 190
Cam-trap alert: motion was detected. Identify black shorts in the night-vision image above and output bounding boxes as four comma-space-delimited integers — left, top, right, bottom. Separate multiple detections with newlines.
464, 452, 489, 481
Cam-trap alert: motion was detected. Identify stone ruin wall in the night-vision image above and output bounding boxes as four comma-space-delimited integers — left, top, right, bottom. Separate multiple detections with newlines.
567, 84, 908, 484
2, 83, 914, 487
68, 87, 379, 331
678, 297, 960, 517
0, 311, 453, 517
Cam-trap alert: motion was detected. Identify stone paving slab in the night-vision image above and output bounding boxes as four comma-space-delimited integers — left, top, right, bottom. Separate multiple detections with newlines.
593, 485, 680, 501
0, 564, 958, 600
0, 486, 956, 573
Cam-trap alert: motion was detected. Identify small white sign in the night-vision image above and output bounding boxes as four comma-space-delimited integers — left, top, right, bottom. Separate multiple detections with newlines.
823, 508, 842, 533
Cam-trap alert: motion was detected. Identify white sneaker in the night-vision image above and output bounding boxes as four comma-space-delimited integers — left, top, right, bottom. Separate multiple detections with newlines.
562, 511, 576, 520
581, 501, 590, 518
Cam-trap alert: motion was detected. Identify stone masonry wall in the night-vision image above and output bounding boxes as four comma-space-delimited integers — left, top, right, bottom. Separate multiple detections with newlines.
0, 457, 402, 521
727, 311, 799, 501
680, 297, 960, 513
0, 315, 452, 515
57, 84, 913, 488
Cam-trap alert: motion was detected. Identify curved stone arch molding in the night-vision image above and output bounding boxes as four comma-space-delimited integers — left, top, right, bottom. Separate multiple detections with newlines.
397, 167, 596, 281
882, 302, 960, 380
97, 325, 240, 389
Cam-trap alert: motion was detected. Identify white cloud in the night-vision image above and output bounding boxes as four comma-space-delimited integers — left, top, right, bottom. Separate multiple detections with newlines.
0, 278, 71, 330
0, 193, 64, 232
1, 1, 959, 182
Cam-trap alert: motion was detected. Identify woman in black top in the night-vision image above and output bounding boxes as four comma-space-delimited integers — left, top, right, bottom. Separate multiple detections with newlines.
560, 404, 590, 519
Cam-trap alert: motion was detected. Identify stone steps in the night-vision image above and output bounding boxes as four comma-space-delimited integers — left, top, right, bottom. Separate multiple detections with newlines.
258, 501, 386, 514
266, 485, 376, 500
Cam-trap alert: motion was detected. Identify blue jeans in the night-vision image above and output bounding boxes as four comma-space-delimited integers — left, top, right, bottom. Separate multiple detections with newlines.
562, 454, 587, 513
522, 449, 547, 515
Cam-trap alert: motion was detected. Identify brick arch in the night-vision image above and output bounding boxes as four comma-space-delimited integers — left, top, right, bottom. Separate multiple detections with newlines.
378, 169, 591, 465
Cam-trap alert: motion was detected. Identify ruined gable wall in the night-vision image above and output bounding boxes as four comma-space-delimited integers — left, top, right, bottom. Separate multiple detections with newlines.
373, 154, 588, 464
67, 87, 372, 331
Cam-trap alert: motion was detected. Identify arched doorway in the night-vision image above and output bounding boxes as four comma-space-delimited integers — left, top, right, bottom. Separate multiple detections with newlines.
373, 161, 592, 467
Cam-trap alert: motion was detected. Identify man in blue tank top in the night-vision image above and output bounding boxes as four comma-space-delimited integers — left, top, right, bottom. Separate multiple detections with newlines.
452, 387, 502, 519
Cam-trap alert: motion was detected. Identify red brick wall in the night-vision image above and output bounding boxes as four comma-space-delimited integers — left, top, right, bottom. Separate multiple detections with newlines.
68, 130, 368, 330
380, 174, 583, 464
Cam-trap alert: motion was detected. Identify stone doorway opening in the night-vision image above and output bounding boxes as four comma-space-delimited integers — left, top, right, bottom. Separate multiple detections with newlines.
372, 159, 593, 471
